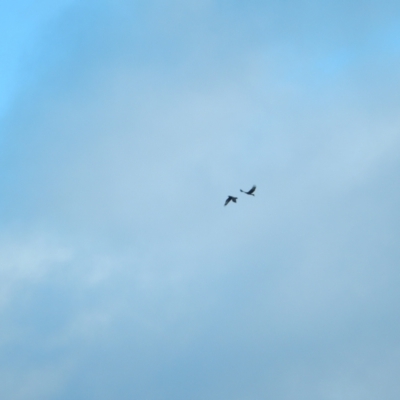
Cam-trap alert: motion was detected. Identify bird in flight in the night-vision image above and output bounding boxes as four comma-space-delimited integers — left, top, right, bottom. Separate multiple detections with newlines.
240, 185, 256, 196
224, 196, 238, 206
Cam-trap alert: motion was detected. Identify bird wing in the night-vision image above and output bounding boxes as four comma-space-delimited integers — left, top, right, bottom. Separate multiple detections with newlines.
224, 197, 231, 206
248, 185, 256, 194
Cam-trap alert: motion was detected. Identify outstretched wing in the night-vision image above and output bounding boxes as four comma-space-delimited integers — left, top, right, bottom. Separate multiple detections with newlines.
248, 185, 256, 194
224, 196, 232, 206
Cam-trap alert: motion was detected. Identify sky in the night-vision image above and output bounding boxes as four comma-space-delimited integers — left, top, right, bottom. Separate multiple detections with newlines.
1, 0, 400, 399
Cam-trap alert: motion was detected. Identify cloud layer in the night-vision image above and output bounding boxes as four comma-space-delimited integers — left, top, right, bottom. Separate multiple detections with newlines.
1, 1, 400, 399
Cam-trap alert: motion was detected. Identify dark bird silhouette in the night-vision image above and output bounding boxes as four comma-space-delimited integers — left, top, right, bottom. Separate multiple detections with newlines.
224, 196, 237, 206
240, 185, 256, 196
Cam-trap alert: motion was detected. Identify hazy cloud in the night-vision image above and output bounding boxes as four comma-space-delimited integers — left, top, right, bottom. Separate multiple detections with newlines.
1, 0, 400, 399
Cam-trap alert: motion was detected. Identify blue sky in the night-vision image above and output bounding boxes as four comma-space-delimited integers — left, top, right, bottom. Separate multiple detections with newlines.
1, 1, 400, 399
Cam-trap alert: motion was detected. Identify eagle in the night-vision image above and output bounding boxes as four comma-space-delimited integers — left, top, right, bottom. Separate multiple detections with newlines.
240, 185, 256, 196
224, 196, 238, 206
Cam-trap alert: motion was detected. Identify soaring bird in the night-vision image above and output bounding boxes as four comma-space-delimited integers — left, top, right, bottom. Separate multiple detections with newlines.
224, 196, 238, 206
240, 185, 256, 196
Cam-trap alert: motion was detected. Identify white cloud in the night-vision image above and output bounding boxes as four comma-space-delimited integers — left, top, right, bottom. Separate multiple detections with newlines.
0, 231, 72, 309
